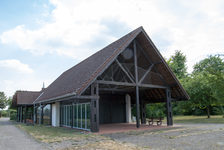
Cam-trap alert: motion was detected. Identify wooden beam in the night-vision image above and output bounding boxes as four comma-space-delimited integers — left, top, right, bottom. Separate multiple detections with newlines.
96, 80, 135, 87
37, 94, 99, 105
136, 41, 153, 64
139, 64, 154, 84
154, 68, 168, 86
139, 83, 167, 89
99, 88, 133, 92
134, 40, 140, 128
115, 59, 135, 83
135, 40, 168, 86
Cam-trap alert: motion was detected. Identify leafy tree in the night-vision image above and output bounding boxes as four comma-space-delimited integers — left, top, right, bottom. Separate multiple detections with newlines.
167, 50, 189, 115
186, 74, 216, 118
167, 50, 187, 79
0, 92, 7, 110
190, 55, 224, 118
7, 97, 14, 109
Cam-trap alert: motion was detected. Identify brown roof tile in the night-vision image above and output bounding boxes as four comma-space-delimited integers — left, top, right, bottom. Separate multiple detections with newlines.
35, 26, 189, 103
13, 91, 42, 105
35, 27, 142, 103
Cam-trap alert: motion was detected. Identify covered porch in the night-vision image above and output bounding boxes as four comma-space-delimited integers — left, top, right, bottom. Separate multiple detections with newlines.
82, 36, 182, 132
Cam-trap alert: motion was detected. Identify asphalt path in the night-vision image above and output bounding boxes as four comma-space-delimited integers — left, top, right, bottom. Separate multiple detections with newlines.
0, 118, 48, 150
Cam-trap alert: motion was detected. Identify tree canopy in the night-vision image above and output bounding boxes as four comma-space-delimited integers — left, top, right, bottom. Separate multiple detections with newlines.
167, 50, 187, 79
168, 54, 224, 118
0, 92, 8, 110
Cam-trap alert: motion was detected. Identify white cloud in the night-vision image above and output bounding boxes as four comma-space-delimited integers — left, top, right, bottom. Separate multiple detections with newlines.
0, 59, 33, 74
0, 78, 46, 97
0, 0, 224, 71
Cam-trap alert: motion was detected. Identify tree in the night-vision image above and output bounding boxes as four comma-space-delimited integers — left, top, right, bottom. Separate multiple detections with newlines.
0, 92, 8, 110
167, 50, 187, 79
191, 55, 224, 118
167, 50, 189, 115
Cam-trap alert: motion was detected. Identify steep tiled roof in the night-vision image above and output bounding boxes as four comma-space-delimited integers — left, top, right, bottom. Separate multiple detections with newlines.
13, 91, 42, 105
35, 27, 142, 103
35, 26, 189, 103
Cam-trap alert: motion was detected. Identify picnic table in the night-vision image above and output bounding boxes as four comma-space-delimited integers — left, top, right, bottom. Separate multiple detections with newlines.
148, 117, 164, 126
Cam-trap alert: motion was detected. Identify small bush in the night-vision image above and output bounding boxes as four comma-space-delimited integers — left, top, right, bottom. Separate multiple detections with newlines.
9, 109, 17, 120
0, 110, 9, 117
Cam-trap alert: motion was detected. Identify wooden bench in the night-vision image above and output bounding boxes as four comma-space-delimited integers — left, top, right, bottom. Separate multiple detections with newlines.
148, 117, 164, 126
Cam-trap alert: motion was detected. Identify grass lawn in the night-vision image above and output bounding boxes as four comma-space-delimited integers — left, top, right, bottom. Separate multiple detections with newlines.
16, 123, 142, 150
173, 115, 224, 124
16, 124, 94, 143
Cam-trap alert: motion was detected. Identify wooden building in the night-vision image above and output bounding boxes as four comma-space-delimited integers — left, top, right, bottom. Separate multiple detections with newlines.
12, 91, 42, 123
16, 27, 189, 132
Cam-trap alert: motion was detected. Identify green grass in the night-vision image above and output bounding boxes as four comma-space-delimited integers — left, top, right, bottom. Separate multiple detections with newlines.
16, 124, 97, 143
16, 124, 142, 150
173, 115, 224, 124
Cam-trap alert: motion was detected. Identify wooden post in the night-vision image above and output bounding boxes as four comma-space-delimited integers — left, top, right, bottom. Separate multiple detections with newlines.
50, 104, 53, 126
166, 88, 173, 126
134, 40, 140, 128
39, 104, 42, 125
41, 105, 44, 124
33, 104, 36, 124
140, 102, 146, 124
90, 83, 99, 132
20, 106, 23, 123
16, 107, 19, 122
24, 106, 27, 123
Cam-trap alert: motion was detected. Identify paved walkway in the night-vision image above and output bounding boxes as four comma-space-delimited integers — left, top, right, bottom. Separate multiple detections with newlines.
0, 118, 48, 150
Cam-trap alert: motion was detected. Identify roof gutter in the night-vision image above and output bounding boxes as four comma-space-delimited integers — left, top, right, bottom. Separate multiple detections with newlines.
33, 91, 77, 104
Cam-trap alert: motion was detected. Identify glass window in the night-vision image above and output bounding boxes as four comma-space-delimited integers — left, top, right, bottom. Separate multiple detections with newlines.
36, 106, 41, 124
73, 105, 77, 128
43, 104, 51, 125
61, 103, 90, 130
82, 104, 86, 129
78, 104, 82, 128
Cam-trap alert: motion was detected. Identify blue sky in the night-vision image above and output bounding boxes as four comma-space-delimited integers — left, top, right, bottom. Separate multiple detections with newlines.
0, 0, 224, 97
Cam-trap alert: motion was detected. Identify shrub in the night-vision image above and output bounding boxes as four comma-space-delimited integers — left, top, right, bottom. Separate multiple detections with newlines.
9, 109, 17, 120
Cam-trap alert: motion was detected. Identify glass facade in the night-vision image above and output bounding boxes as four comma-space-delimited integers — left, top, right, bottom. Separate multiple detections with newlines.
43, 104, 51, 125
36, 106, 42, 124
61, 103, 91, 130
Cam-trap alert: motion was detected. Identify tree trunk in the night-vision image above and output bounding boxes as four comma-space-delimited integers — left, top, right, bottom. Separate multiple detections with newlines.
206, 106, 210, 118
220, 106, 224, 118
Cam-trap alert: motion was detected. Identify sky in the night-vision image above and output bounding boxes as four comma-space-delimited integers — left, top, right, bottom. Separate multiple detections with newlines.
0, 0, 224, 97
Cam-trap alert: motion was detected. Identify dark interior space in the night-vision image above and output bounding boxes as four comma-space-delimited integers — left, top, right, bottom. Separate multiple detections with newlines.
99, 94, 126, 124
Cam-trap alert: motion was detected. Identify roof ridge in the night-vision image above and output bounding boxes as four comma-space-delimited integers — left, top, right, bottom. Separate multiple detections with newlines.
17, 90, 41, 93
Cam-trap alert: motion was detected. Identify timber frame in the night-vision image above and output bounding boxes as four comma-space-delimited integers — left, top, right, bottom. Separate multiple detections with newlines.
29, 26, 188, 132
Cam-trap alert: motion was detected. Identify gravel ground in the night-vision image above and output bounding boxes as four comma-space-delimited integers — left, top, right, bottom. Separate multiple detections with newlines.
0, 118, 49, 150
104, 123, 224, 150
1, 117, 223, 150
